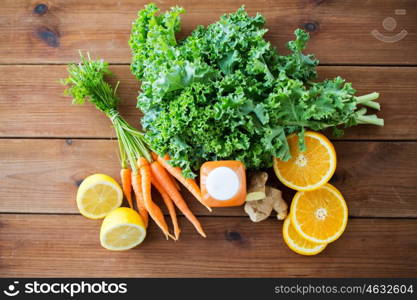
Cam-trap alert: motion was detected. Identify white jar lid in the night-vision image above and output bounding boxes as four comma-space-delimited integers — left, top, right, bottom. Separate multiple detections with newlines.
206, 167, 240, 200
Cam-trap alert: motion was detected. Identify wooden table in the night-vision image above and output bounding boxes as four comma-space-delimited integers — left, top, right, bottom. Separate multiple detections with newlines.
1, 0, 416, 278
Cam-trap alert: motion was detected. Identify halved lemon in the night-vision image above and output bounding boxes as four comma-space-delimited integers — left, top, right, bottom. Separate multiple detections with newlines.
76, 174, 123, 219
100, 207, 147, 251
291, 183, 348, 244
273, 131, 336, 191
283, 216, 327, 255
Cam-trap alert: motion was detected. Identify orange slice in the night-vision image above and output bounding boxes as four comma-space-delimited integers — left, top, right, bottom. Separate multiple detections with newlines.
290, 183, 348, 244
273, 131, 336, 191
282, 216, 327, 255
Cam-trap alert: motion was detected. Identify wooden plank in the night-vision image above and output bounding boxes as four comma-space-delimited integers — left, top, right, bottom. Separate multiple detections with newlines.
1, 65, 415, 139
0, 214, 416, 277
0, 0, 416, 65
0, 139, 416, 217
0, 65, 140, 138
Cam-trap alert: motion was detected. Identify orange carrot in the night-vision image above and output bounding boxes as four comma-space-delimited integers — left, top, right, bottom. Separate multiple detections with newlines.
131, 172, 149, 228
154, 153, 212, 212
151, 153, 180, 192
120, 168, 133, 209
150, 160, 206, 238
170, 175, 181, 190
137, 157, 174, 240
152, 176, 181, 240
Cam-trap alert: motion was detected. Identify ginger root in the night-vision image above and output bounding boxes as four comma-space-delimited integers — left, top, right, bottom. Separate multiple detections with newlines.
245, 172, 268, 201
244, 184, 288, 222
244, 195, 273, 222
268, 186, 288, 220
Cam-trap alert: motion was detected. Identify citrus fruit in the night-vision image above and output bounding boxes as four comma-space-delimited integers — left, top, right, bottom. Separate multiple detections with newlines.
290, 183, 348, 244
100, 207, 147, 251
76, 174, 123, 219
273, 131, 336, 191
282, 216, 327, 255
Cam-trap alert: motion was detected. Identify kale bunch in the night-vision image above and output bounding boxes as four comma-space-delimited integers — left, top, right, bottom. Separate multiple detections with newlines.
129, 4, 383, 178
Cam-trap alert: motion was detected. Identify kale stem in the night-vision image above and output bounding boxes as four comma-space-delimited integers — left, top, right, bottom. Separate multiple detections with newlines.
356, 92, 379, 102
356, 92, 380, 110
361, 100, 380, 110
356, 114, 384, 126
260, 55, 274, 80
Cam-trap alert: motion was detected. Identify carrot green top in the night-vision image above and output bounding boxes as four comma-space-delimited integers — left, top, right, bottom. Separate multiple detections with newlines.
61, 52, 152, 172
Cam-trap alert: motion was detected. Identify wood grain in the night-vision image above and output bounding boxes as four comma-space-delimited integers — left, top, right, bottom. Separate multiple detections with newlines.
0, 0, 416, 65
1, 214, 416, 277
0, 139, 415, 217
1, 65, 415, 139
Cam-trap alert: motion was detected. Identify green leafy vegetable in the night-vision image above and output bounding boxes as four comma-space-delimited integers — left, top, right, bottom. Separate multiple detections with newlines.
129, 4, 383, 178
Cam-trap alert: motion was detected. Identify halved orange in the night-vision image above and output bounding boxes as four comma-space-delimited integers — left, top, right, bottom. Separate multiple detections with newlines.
273, 131, 336, 191
290, 183, 348, 244
283, 216, 327, 256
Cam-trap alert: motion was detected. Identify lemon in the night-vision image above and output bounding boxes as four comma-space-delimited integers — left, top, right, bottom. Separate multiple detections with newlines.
100, 207, 147, 251
291, 183, 348, 244
273, 131, 337, 191
283, 216, 327, 256
76, 174, 123, 219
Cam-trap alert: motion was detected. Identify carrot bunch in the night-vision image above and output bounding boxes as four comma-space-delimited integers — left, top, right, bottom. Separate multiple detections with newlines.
121, 154, 208, 240
62, 52, 207, 240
